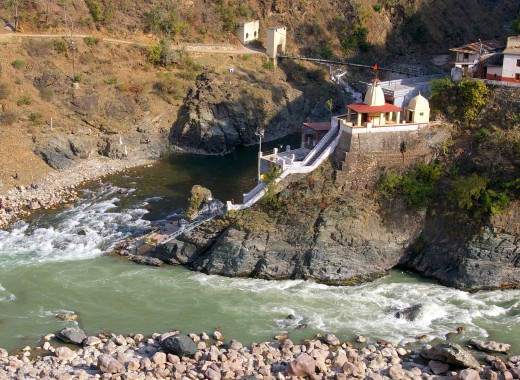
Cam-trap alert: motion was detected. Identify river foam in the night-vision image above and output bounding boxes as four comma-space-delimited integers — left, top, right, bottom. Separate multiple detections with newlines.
190, 271, 520, 345
0, 185, 150, 269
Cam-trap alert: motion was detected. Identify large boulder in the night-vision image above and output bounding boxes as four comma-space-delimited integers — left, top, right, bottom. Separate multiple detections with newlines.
55, 346, 77, 361
421, 343, 480, 369
56, 327, 87, 345
286, 353, 316, 377
161, 334, 197, 357
469, 339, 511, 354
394, 305, 422, 321
97, 354, 124, 374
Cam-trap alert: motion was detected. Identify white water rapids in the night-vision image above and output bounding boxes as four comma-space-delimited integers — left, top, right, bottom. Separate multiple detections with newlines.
0, 182, 518, 353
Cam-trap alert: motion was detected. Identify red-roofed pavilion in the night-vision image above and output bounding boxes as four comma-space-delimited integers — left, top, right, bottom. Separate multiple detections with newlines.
346, 80, 402, 127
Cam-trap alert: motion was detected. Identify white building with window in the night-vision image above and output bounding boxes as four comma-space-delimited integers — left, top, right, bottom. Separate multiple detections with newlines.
501, 36, 520, 82
450, 39, 504, 77
236, 20, 259, 45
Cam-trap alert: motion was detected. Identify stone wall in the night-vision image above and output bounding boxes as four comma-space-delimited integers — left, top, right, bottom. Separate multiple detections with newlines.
334, 124, 452, 190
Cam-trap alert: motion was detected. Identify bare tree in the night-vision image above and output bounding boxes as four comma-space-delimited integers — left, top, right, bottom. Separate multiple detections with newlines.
2, 0, 28, 32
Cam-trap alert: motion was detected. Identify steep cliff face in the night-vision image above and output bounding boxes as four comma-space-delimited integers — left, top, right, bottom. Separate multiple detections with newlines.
169, 65, 350, 154
400, 201, 520, 291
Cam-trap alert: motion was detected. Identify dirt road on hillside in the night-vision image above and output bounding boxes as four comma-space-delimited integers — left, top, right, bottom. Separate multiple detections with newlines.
0, 32, 264, 55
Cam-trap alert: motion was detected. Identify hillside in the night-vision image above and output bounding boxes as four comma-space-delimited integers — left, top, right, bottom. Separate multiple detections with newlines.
1, 0, 520, 219
1, 0, 519, 59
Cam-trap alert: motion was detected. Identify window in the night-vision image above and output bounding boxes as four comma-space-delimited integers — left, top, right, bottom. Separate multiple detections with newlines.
516, 73, 520, 80
419, 112, 424, 116
517, 59, 520, 67
464, 53, 469, 60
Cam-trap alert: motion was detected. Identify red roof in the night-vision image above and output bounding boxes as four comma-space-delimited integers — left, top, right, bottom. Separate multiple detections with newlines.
303, 122, 331, 131
347, 103, 401, 113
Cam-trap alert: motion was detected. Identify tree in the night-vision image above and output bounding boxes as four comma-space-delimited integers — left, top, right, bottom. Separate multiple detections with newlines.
448, 173, 488, 210
3, 0, 28, 31
456, 79, 489, 122
512, 13, 520, 34
325, 98, 333, 114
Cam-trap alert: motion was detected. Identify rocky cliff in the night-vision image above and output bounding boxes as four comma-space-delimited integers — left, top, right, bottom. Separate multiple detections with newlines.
154, 164, 425, 285
169, 64, 350, 154
151, 117, 520, 291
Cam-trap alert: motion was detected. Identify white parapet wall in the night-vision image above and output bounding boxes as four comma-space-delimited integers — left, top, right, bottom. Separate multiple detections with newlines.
236, 20, 260, 45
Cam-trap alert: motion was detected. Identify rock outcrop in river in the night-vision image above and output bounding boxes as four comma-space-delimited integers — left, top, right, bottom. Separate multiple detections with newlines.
142, 118, 520, 291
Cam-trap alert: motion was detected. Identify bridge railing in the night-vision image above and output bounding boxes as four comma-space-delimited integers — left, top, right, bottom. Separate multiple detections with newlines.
301, 122, 339, 166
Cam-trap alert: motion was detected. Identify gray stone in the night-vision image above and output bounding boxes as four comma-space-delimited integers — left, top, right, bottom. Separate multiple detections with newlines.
469, 339, 511, 354
388, 365, 405, 380
323, 333, 341, 346
56, 327, 87, 345
395, 305, 422, 321
161, 334, 197, 357
421, 344, 480, 369
458, 368, 480, 380
509, 368, 520, 379
429, 360, 450, 375
84, 336, 102, 346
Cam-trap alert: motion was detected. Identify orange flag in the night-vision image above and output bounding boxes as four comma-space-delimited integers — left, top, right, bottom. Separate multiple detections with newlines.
373, 63, 378, 71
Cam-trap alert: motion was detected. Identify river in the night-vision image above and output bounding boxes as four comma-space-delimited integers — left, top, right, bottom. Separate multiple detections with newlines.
1, 137, 519, 353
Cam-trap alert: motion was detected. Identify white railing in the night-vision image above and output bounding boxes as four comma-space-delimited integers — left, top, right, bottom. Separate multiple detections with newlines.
226, 127, 342, 211
301, 123, 339, 166
242, 183, 264, 203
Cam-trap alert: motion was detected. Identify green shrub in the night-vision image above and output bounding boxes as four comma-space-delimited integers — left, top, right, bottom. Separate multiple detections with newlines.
403, 13, 429, 43
373, 3, 383, 12
218, 6, 238, 31
448, 173, 509, 217
83, 35, 100, 46
29, 112, 43, 125
262, 60, 275, 71
52, 39, 67, 53
341, 26, 371, 53
144, 5, 186, 38
74, 74, 83, 83
17, 95, 33, 106
85, 0, 114, 24
449, 174, 488, 210
474, 128, 491, 142
241, 53, 252, 61
512, 13, 520, 34
40, 87, 54, 101
0, 82, 10, 99
105, 76, 118, 85
456, 79, 489, 121
430, 78, 489, 123
11, 59, 25, 69
147, 44, 163, 66
377, 162, 444, 207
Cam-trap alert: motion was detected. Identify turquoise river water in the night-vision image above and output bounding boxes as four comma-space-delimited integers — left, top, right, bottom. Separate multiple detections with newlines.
0, 137, 519, 353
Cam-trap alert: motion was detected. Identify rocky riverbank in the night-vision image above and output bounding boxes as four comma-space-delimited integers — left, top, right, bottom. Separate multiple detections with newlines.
1, 327, 518, 380
0, 155, 156, 229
